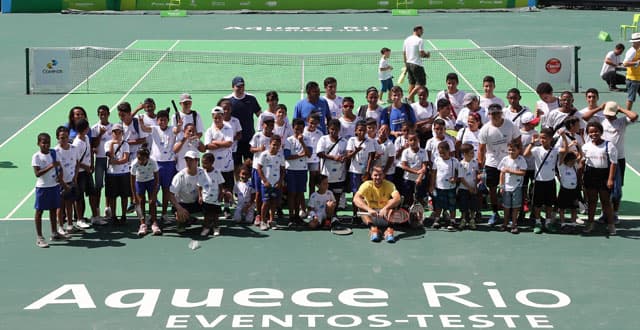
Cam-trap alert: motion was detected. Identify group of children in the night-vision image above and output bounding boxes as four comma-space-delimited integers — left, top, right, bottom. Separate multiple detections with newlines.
31, 70, 634, 247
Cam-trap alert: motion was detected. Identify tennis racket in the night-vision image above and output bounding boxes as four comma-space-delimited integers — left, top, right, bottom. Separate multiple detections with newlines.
331, 217, 353, 235
397, 66, 408, 85
171, 100, 179, 114
408, 185, 424, 228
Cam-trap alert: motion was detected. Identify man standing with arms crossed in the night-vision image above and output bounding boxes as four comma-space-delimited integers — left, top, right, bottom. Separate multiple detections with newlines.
403, 25, 431, 103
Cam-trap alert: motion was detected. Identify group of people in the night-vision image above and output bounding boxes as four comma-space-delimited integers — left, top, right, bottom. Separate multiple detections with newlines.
29, 28, 638, 248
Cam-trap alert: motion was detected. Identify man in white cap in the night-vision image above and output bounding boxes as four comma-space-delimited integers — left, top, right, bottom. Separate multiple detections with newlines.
455, 93, 488, 129
623, 32, 640, 110
172, 93, 204, 139
168, 150, 204, 232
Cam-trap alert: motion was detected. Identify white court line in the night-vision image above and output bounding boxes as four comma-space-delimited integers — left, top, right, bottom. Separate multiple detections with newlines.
426, 40, 480, 95
627, 161, 640, 177
468, 40, 536, 93
2, 40, 181, 221
0, 41, 138, 149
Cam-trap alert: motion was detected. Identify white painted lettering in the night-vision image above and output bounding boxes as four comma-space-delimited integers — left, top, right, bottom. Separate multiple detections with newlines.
440, 314, 464, 327
407, 314, 434, 327
231, 314, 254, 327
291, 288, 333, 307
171, 289, 223, 308
166, 315, 189, 328
233, 288, 283, 307
468, 314, 495, 328
516, 289, 571, 308
299, 314, 324, 327
422, 283, 483, 307
104, 289, 161, 317
195, 314, 227, 328
261, 314, 293, 327
494, 314, 520, 328
327, 314, 362, 328
338, 288, 388, 307
526, 315, 553, 328
368, 314, 392, 327
25, 284, 96, 310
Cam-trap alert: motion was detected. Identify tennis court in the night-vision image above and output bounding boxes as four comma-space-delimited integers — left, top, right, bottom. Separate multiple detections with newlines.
1, 11, 640, 330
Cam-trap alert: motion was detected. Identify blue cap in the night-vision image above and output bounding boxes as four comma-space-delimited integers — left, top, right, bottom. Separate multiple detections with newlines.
232, 76, 245, 87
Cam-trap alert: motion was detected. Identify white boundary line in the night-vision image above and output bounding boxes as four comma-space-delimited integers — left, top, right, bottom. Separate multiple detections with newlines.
2, 40, 181, 221
468, 39, 537, 93
0, 40, 138, 150
426, 40, 479, 95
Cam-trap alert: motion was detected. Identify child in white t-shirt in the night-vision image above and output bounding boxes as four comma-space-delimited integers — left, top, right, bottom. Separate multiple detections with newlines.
304, 114, 324, 195
429, 141, 459, 230
256, 135, 285, 230
130, 145, 159, 236
233, 166, 256, 223
346, 120, 376, 218
457, 143, 480, 230
285, 118, 312, 227
104, 123, 130, 226
498, 142, 527, 234
307, 175, 338, 230
401, 133, 428, 208
378, 47, 394, 104
54, 126, 80, 235
197, 153, 226, 237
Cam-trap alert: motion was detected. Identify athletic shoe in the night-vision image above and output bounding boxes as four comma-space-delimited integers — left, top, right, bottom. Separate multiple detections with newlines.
65, 224, 83, 234
533, 222, 543, 234
213, 227, 221, 236
254, 215, 262, 226
57, 227, 68, 236
91, 216, 108, 226
137, 224, 148, 237
50, 231, 69, 241
545, 220, 558, 233
578, 201, 587, 214
260, 221, 269, 231
510, 227, 519, 234
384, 228, 395, 243
104, 207, 112, 219
575, 218, 585, 225
487, 213, 499, 226
126, 203, 136, 214
608, 225, 617, 236
370, 228, 381, 242
432, 220, 441, 229
268, 221, 277, 229
76, 219, 91, 229
151, 224, 162, 235
583, 222, 595, 234
135, 204, 143, 219
224, 208, 232, 219
200, 227, 211, 237
36, 236, 49, 248
331, 216, 340, 226
299, 210, 307, 219
596, 214, 606, 224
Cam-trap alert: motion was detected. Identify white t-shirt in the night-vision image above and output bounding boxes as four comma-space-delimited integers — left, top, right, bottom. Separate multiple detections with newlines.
379, 56, 392, 80
257, 152, 285, 185
249, 132, 272, 169
375, 139, 396, 176
503, 106, 531, 128
401, 147, 427, 181
478, 119, 521, 168
498, 155, 527, 191
520, 129, 537, 171
204, 123, 235, 172
148, 125, 176, 162
308, 190, 336, 219
172, 111, 205, 139
54, 144, 79, 183
122, 120, 145, 158
536, 99, 561, 126
424, 135, 455, 163
175, 139, 202, 172
579, 106, 605, 124
316, 135, 348, 183
104, 141, 129, 175
456, 127, 481, 160
458, 158, 479, 191
197, 168, 225, 204
531, 146, 560, 181
304, 128, 324, 164
403, 34, 425, 66
72, 135, 91, 173
601, 50, 622, 77
394, 136, 409, 168
583, 141, 618, 169
274, 122, 294, 143
347, 137, 376, 174
411, 102, 436, 121
456, 107, 488, 128
285, 135, 311, 171
557, 163, 578, 189
362, 105, 384, 125
130, 158, 159, 183
90, 122, 113, 158
224, 117, 242, 153
436, 90, 466, 114
323, 95, 344, 120
433, 157, 459, 190
602, 116, 633, 159
624, 48, 638, 71
32, 151, 58, 188
480, 96, 505, 110
339, 117, 357, 140
170, 168, 203, 204
234, 180, 255, 207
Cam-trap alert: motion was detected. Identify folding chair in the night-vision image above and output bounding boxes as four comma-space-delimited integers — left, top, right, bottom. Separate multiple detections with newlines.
620, 13, 640, 40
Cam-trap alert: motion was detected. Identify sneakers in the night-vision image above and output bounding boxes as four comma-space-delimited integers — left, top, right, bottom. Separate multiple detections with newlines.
65, 224, 83, 234
200, 227, 211, 237
213, 227, 221, 236
135, 204, 143, 219
533, 222, 543, 234
259, 221, 269, 231
447, 220, 457, 231
578, 201, 587, 214
575, 218, 585, 225
104, 207, 112, 219
91, 216, 108, 226
510, 226, 519, 234
138, 224, 148, 237
76, 218, 91, 229
36, 236, 49, 248
50, 231, 69, 241
151, 223, 162, 235
596, 214, 606, 224
299, 210, 307, 219
331, 216, 340, 227
583, 221, 595, 234
370, 227, 381, 242
608, 224, 617, 236
268, 221, 277, 229
384, 228, 395, 243
487, 213, 499, 226
126, 203, 136, 214
254, 215, 262, 227
432, 219, 441, 229
57, 227, 68, 237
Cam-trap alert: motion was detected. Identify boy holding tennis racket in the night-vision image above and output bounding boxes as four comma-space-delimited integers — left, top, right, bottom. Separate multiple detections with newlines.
353, 166, 401, 242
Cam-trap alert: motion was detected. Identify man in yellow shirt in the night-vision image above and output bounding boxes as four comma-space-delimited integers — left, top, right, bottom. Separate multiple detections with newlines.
623, 33, 640, 110
353, 166, 401, 242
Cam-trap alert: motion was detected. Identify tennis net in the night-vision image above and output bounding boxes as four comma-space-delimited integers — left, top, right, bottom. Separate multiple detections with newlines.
26, 45, 579, 95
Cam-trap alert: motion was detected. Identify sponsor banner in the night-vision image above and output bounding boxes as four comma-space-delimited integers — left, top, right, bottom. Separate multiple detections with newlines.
63, 0, 108, 11
30, 48, 72, 93
535, 46, 575, 92
134, 0, 530, 10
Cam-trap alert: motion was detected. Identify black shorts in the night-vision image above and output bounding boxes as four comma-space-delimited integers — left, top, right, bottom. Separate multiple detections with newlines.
235, 142, 252, 166
583, 166, 609, 191
406, 63, 426, 86
221, 170, 234, 192
76, 171, 96, 197
180, 202, 202, 214
202, 202, 221, 216
618, 158, 626, 186
557, 187, 579, 209
105, 174, 131, 199
457, 189, 480, 213
328, 181, 346, 197
485, 166, 500, 188
533, 180, 556, 208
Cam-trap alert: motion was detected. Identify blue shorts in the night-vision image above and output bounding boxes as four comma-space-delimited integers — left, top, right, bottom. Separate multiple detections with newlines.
626, 79, 640, 102
380, 78, 393, 93
434, 188, 457, 212
502, 188, 523, 209
251, 168, 264, 192
286, 170, 307, 193
350, 173, 363, 193
94, 157, 107, 190
457, 189, 479, 213
135, 179, 156, 197
157, 161, 177, 189
261, 185, 281, 201
34, 186, 61, 211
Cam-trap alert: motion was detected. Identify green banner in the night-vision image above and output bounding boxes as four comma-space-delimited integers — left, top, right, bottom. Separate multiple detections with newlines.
63, 0, 107, 11
134, 0, 530, 10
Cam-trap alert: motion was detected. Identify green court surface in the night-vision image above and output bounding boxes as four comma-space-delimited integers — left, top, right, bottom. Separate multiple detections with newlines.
1, 11, 640, 330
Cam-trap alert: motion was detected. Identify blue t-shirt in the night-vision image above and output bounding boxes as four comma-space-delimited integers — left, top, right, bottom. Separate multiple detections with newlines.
293, 98, 331, 134
379, 103, 416, 141
64, 123, 93, 142
229, 93, 261, 142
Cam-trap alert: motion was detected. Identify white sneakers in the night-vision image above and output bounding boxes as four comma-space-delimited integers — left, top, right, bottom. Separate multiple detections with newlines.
76, 219, 91, 229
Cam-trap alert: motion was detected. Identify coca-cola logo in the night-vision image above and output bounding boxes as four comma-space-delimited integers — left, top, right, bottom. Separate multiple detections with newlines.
545, 58, 562, 74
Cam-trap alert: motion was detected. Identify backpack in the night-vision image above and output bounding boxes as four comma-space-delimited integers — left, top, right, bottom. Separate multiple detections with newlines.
49, 149, 59, 177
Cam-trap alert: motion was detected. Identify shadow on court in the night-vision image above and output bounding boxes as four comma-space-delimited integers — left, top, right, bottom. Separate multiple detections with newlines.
0, 161, 17, 168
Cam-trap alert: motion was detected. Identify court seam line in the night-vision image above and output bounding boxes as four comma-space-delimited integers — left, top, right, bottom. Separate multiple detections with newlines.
426, 39, 480, 95
2, 40, 181, 221
468, 39, 536, 93
0, 40, 138, 150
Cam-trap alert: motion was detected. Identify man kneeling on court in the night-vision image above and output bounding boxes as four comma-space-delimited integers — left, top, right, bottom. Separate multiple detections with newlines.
353, 166, 401, 243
